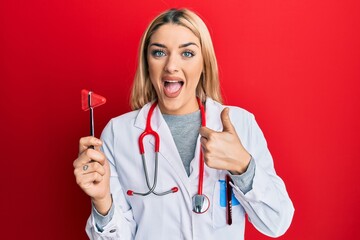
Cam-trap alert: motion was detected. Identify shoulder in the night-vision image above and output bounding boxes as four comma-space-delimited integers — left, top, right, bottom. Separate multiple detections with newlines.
101, 107, 143, 138
110, 109, 140, 126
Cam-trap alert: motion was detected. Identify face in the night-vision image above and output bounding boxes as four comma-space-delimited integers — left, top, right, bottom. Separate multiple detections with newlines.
147, 23, 203, 115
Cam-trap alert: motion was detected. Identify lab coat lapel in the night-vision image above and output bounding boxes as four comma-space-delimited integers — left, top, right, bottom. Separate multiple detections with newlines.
204, 97, 223, 133
189, 98, 224, 183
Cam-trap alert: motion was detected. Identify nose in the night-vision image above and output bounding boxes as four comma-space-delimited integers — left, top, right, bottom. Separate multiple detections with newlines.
164, 54, 179, 73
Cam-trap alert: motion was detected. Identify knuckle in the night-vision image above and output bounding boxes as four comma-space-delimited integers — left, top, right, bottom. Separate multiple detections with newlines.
91, 172, 98, 179
73, 159, 78, 168
98, 175, 103, 182
84, 148, 94, 158
80, 136, 98, 148
100, 153, 106, 161
208, 132, 218, 141
92, 172, 102, 182
206, 141, 214, 150
205, 152, 216, 162
205, 158, 214, 168
97, 152, 105, 162
79, 137, 88, 146
79, 182, 88, 189
84, 148, 91, 156
75, 176, 82, 185
92, 162, 99, 171
203, 152, 211, 162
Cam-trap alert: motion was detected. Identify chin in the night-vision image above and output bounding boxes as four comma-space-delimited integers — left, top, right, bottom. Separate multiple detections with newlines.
159, 97, 185, 114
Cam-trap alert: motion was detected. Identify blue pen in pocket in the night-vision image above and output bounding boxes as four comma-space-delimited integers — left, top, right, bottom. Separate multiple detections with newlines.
219, 180, 240, 207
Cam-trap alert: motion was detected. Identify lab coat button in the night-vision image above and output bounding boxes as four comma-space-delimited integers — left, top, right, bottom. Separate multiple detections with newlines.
109, 229, 116, 233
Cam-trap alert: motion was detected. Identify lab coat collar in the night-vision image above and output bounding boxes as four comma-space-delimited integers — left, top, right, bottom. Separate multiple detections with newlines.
133, 97, 224, 132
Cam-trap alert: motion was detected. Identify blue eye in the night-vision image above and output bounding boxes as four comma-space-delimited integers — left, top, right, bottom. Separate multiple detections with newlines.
182, 51, 195, 58
151, 50, 166, 58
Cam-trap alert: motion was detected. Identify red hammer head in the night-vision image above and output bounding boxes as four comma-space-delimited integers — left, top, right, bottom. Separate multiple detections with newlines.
81, 89, 106, 111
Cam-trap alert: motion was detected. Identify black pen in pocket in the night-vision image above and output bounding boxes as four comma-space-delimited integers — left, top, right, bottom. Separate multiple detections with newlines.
226, 174, 233, 225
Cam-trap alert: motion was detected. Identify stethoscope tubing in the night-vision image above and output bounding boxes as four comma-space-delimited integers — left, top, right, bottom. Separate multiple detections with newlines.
132, 153, 177, 196
127, 101, 178, 196
127, 98, 206, 200
197, 99, 206, 195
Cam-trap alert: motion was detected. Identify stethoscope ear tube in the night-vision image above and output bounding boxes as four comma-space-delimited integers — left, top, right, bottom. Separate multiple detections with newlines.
127, 102, 178, 197
127, 152, 178, 196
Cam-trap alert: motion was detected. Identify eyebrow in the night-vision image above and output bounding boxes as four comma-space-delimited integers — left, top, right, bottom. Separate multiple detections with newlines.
149, 42, 199, 48
179, 42, 199, 48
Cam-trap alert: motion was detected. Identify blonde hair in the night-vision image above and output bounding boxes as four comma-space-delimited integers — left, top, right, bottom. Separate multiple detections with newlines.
130, 8, 222, 110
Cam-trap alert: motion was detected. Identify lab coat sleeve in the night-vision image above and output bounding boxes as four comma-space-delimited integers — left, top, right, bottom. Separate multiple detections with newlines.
85, 120, 137, 239
232, 113, 294, 237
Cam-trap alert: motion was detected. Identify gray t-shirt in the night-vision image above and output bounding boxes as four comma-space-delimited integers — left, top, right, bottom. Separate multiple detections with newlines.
162, 110, 201, 176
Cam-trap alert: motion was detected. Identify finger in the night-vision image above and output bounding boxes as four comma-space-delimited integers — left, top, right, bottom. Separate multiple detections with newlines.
79, 136, 102, 154
73, 148, 106, 168
78, 161, 106, 176
77, 172, 104, 188
199, 126, 216, 139
221, 108, 235, 133
74, 162, 106, 176
200, 136, 208, 150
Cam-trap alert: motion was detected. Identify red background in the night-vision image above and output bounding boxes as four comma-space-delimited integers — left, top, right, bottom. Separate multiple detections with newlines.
1, 0, 360, 239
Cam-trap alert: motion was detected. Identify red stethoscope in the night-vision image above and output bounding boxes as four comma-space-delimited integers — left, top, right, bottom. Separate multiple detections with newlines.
127, 98, 210, 214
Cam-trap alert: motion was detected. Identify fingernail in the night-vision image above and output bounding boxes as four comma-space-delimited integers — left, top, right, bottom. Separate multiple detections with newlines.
96, 139, 102, 145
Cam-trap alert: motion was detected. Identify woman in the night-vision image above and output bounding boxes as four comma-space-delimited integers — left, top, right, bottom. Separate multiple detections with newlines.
73, 8, 294, 239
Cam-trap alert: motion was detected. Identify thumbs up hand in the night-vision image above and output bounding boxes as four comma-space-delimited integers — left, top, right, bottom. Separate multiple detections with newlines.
199, 108, 251, 174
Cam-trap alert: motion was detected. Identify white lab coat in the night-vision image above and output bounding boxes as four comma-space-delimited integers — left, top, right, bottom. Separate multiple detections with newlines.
86, 98, 294, 240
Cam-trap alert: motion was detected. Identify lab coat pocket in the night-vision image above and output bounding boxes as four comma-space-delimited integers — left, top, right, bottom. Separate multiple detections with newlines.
212, 179, 245, 229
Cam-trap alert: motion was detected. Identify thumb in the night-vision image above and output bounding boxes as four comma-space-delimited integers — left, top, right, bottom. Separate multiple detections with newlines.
221, 107, 235, 133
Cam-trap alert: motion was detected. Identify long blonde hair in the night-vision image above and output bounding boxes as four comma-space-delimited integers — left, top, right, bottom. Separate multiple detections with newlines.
130, 8, 222, 110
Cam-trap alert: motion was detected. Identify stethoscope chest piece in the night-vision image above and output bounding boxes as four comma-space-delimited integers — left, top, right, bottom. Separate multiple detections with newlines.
192, 194, 210, 214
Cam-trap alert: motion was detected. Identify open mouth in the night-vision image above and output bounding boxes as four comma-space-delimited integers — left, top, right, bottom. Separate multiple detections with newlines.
163, 80, 184, 97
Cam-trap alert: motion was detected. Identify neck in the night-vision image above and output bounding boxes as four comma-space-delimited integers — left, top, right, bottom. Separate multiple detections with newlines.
157, 97, 199, 115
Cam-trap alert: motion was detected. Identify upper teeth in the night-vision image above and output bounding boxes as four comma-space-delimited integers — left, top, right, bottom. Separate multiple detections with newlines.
165, 80, 180, 83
